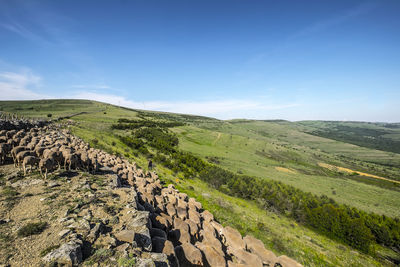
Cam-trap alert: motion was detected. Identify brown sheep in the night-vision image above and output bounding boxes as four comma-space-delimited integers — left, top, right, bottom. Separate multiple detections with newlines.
23, 156, 40, 176
64, 153, 80, 171
35, 146, 49, 158
11, 146, 27, 167
19, 136, 31, 146
39, 158, 55, 179
46, 150, 63, 169
6, 130, 16, 139
15, 150, 35, 169
0, 143, 11, 164
78, 151, 91, 172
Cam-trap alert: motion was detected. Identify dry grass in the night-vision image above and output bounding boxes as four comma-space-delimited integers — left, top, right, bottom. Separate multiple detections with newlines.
318, 162, 400, 184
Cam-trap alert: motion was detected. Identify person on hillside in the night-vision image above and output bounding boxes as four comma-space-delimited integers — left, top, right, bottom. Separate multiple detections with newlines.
148, 159, 153, 170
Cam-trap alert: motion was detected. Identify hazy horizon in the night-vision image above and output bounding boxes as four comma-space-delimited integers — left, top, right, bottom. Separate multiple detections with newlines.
1, 0, 399, 122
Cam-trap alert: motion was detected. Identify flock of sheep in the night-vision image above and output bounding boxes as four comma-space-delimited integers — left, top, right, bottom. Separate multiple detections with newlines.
0, 120, 301, 267
0, 126, 118, 179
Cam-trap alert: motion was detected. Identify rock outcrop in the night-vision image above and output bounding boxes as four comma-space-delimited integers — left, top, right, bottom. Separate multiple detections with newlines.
0, 119, 302, 267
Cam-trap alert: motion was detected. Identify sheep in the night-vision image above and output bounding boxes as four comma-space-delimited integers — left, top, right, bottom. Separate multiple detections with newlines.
19, 137, 30, 146
64, 153, 80, 171
46, 150, 63, 169
11, 146, 27, 166
78, 150, 91, 172
23, 156, 40, 176
6, 130, 16, 139
15, 150, 35, 169
35, 146, 49, 158
0, 143, 11, 164
39, 158, 55, 179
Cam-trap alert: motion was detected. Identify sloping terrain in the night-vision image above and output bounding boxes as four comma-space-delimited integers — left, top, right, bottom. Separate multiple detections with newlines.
297, 120, 400, 154
0, 119, 300, 266
1, 99, 399, 266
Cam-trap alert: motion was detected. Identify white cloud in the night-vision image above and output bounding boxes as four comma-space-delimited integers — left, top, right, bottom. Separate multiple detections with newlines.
72, 91, 299, 119
72, 84, 111, 89
0, 70, 51, 100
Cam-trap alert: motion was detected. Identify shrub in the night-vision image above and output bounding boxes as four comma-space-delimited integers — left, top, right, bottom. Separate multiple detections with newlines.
18, 222, 47, 237
47, 113, 52, 118
40, 244, 60, 257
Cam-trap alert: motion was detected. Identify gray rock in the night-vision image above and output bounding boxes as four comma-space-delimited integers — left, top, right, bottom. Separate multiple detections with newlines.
47, 181, 60, 188
87, 222, 104, 242
115, 230, 136, 244
126, 211, 152, 251
136, 258, 156, 267
42, 239, 82, 266
99, 166, 113, 172
58, 229, 71, 239
150, 253, 170, 267
111, 174, 121, 188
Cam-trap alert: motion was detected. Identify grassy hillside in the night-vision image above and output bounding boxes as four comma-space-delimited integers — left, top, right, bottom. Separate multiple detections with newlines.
1, 99, 399, 266
297, 121, 400, 154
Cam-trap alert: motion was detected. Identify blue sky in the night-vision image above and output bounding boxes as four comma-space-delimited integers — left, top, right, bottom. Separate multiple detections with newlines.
0, 0, 399, 121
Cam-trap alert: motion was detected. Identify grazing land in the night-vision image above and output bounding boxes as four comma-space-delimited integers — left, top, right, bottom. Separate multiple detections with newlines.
1, 99, 399, 266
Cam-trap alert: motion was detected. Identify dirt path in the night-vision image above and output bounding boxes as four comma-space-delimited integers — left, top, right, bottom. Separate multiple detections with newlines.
318, 162, 400, 184
213, 132, 222, 145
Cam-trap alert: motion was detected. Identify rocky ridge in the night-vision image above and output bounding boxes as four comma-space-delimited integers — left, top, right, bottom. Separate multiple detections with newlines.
0, 120, 302, 266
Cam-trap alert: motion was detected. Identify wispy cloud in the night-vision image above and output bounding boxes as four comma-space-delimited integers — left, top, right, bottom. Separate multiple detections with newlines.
290, 2, 377, 40
72, 84, 111, 90
0, 70, 51, 100
72, 91, 299, 119
1, 22, 53, 46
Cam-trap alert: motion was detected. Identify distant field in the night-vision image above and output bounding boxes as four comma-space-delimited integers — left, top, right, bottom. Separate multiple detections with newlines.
172, 125, 400, 217
1, 99, 399, 266
298, 120, 400, 154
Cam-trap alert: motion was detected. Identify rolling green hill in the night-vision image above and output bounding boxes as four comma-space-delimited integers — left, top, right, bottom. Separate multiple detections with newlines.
1, 99, 399, 266
297, 120, 400, 155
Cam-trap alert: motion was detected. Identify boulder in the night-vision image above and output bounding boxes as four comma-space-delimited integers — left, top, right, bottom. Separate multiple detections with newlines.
152, 236, 179, 266
126, 211, 152, 251
188, 198, 202, 211
176, 206, 188, 220
199, 229, 223, 254
150, 227, 167, 239
188, 210, 201, 225
221, 226, 245, 250
111, 174, 121, 188
210, 221, 224, 236
229, 247, 262, 267
87, 222, 104, 243
175, 243, 204, 267
201, 210, 213, 223
150, 213, 170, 231
166, 203, 177, 218
202, 221, 217, 237
196, 241, 226, 267
115, 230, 136, 244
185, 219, 199, 240
243, 235, 277, 265
42, 239, 83, 266
275, 255, 303, 267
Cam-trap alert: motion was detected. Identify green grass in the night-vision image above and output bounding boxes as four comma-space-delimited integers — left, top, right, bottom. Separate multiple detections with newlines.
172, 125, 400, 218
2, 99, 399, 266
